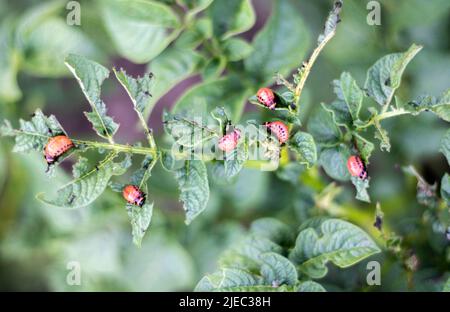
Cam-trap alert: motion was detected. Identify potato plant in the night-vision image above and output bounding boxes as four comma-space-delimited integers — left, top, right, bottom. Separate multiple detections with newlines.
0, 0, 449, 292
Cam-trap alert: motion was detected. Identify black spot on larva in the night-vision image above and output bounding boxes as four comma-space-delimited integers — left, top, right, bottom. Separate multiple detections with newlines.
384, 78, 391, 86
95, 165, 99, 171
148, 72, 154, 78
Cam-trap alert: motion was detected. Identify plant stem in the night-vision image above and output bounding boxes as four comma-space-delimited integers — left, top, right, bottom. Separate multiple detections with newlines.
356, 109, 411, 130
72, 139, 157, 157
294, 35, 333, 104
294, 1, 342, 105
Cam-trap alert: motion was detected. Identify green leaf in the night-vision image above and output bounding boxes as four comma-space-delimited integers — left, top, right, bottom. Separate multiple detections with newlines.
215, 285, 296, 292
127, 203, 153, 247
405, 89, 450, 122
440, 129, 450, 165
0, 21, 21, 102
223, 38, 254, 62
307, 108, 342, 146
1, 109, 66, 153
72, 157, 89, 178
353, 133, 374, 164
322, 101, 352, 129
65, 54, 118, 141
260, 253, 298, 286
443, 277, 450, 292
250, 218, 293, 246
172, 77, 250, 124
289, 218, 380, 279
332, 72, 363, 121
219, 236, 283, 271
441, 174, 450, 206
207, 0, 255, 40
15, 1, 101, 77
319, 145, 351, 182
201, 56, 227, 81
194, 268, 260, 291
289, 131, 317, 168
364, 44, 422, 106
175, 17, 212, 48
37, 153, 130, 209
146, 47, 203, 118
297, 281, 326, 292
20, 18, 100, 77
177, 0, 214, 17
100, 0, 181, 63
276, 162, 305, 185
173, 160, 209, 224
244, 0, 310, 82
351, 176, 371, 203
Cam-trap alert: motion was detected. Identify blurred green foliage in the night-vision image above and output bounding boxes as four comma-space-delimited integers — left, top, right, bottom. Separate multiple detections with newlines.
0, 0, 449, 291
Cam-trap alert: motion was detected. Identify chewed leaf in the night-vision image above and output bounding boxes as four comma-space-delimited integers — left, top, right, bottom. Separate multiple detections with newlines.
373, 119, 391, 152
289, 218, 380, 279
1, 109, 66, 153
173, 160, 209, 224
65, 54, 118, 140
127, 202, 153, 247
37, 152, 129, 209
163, 111, 217, 147
405, 88, 450, 122
113, 68, 155, 122
317, 0, 343, 44
353, 133, 374, 164
364, 44, 422, 106
351, 176, 371, 203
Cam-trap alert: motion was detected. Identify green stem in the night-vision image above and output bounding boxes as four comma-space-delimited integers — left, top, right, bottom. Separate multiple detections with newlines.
72, 139, 157, 157
356, 109, 410, 130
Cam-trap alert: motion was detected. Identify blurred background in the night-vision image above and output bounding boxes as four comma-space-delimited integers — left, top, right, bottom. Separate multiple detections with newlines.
0, 0, 449, 291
